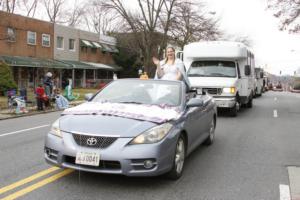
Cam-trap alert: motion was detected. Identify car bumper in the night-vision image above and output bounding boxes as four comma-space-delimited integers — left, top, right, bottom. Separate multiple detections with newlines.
44, 130, 178, 177
213, 97, 236, 108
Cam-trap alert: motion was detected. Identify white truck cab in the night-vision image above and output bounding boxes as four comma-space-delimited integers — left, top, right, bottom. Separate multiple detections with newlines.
182, 41, 255, 116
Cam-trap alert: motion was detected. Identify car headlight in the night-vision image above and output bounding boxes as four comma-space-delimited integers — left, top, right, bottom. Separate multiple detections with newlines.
129, 123, 173, 144
223, 87, 236, 94
50, 119, 62, 138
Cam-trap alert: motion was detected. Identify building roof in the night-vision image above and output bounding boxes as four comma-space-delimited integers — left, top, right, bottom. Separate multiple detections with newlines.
0, 55, 72, 69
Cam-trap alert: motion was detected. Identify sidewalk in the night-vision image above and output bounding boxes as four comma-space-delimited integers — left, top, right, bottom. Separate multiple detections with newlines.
0, 100, 84, 120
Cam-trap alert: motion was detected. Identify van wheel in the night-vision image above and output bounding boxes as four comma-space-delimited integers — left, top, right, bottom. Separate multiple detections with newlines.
247, 96, 253, 108
167, 135, 186, 180
229, 103, 237, 117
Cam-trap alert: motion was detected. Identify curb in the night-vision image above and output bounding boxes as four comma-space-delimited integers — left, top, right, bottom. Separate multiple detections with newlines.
291, 89, 300, 93
0, 109, 62, 121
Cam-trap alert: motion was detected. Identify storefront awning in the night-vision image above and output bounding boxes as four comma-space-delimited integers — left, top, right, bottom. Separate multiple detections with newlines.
91, 41, 103, 49
58, 60, 96, 69
80, 40, 103, 49
80, 39, 94, 48
107, 44, 119, 53
100, 43, 114, 52
81, 61, 122, 71
58, 60, 122, 71
0, 55, 73, 69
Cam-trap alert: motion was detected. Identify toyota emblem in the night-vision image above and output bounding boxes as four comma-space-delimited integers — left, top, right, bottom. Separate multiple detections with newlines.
86, 137, 97, 146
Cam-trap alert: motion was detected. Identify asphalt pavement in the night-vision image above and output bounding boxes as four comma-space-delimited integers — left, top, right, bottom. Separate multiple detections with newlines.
0, 91, 299, 200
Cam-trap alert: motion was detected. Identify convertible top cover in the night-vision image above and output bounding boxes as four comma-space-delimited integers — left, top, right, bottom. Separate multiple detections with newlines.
62, 102, 181, 123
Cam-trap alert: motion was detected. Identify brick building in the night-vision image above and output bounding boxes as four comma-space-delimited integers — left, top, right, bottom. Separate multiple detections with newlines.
0, 11, 120, 89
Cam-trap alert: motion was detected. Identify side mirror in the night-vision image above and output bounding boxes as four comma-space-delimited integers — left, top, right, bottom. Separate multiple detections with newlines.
245, 65, 251, 76
187, 98, 204, 107
84, 93, 94, 101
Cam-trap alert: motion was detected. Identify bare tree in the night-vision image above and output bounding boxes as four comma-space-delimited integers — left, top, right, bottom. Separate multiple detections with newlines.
83, 0, 120, 34
157, 0, 178, 56
1, 0, 17, 13
225, 34, 253, 47
42, 0, 64, 23
19, 0, 39, 17
267, 0, 300, 33
170, 1, 221, 49
64, 0, 85, 27
102, 0, 177, 75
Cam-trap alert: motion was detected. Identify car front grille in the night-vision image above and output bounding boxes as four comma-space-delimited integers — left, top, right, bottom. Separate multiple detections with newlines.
72, 133, 118, 149
203, 88, 222, 95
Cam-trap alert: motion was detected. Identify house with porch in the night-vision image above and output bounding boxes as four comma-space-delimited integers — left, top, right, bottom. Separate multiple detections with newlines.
0, 11, 120, 90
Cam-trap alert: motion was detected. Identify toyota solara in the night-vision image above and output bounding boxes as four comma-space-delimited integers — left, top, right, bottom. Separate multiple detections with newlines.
44, 79, 217, 179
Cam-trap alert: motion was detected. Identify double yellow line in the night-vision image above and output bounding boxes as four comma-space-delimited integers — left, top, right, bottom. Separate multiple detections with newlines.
0, 167, 74, 200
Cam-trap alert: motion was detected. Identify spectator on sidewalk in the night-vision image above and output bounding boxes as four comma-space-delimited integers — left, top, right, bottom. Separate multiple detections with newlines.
35, 84, 47, 111
54, 88, 69, 110
64, 79, 79, 101
44, 72, 53, 97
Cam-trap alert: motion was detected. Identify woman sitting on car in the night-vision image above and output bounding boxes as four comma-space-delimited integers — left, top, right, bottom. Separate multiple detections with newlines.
153, 46, 190, 89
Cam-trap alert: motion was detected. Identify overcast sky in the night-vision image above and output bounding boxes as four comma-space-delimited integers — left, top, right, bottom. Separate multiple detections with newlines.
13, 0, 300, 75
205, 0, 300, 75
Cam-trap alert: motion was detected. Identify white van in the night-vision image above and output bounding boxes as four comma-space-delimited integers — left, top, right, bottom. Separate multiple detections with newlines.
181, 41, 255, 116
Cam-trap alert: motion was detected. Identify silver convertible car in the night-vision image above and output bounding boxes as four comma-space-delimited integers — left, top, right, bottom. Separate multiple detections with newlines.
44, 79, 217, 179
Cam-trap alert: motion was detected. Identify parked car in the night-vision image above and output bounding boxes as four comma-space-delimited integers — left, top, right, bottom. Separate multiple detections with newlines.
273, 82, 283, 92
44, 79, 217, 180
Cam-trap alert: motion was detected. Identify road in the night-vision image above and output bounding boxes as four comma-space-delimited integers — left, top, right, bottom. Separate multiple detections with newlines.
0, 91, 299, 200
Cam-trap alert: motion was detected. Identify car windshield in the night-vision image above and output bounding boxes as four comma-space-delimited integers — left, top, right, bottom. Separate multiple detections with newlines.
187, 61, 237, 78
92, 80, 182, 107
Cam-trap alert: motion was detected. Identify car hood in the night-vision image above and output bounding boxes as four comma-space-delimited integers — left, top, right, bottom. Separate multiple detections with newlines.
59, 115, 157, 138
188, 77, 237, 88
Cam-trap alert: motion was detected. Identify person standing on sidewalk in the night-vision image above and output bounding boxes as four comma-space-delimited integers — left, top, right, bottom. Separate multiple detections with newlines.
35, 84, 46, 111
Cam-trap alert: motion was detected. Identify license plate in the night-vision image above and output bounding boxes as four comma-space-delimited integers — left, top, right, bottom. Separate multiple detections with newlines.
75, 152, 100, 166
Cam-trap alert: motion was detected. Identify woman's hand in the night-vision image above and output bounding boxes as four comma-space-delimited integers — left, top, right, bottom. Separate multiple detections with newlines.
152, 57, 160, 66
153, 57, 163, 78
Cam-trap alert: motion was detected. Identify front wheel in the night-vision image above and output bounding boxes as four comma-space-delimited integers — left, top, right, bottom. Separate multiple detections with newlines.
229, 103, 237, 117
203, 119, 215, 145
246, 95, 253, 108
167, 135, 186, 180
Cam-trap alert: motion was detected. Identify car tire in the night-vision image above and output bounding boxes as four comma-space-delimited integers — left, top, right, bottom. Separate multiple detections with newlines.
229, 103, 237, 117
246, 96, 253, 108
203, 118, 215, 146
167, 135, 186, 180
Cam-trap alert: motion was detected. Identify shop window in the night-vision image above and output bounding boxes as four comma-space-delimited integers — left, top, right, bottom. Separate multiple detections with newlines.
57, 36, 64, 49
27, 31, 36, 45
42, 34, 50, 47
69, 39, 75, 51
7, 27, 16, 42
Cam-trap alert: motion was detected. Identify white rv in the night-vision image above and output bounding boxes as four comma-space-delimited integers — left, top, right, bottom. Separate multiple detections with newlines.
182, 41, 255, 116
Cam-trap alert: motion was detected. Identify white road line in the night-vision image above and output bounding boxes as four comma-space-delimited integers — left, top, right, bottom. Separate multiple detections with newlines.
274, 97, 277, 101
274, 110, 278, 118
280, 184, 291, 200
0, 125, 50, 137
